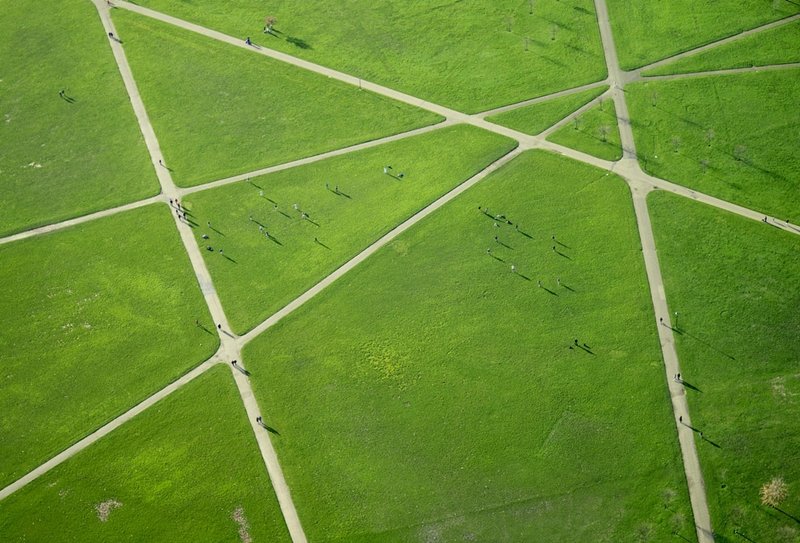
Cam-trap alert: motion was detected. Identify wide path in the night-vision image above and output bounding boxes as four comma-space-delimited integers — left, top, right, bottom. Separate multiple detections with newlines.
4, 2, 799, 541
593, 0, 714, 540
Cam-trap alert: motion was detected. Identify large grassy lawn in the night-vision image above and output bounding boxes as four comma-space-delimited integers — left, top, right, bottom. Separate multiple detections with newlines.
127, 0, 607, 113
649, 192, 800, 543
183, 125, 516, 334
0, 1, 158, 237
0, 205, 218, 488
643, 19, 800, 76
548, 98, 622, 161
243, 150, 694, 542
487, 85, 607, 136
606, 0, 800, 70
626, 69, 800, 222
0, 366, 290, 542
112, 10, 442, 187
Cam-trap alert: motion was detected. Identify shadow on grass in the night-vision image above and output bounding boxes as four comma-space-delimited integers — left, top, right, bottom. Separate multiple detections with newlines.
561, 283, 576, 292
267, 234, 283, 246
681, 380, 702, 393
541, 286, 559, 297
222, 254, 237, 264
210, 226, 225, 236
774, 507, 800, 525
286, 36, 312, 49
315, 239, 331, 250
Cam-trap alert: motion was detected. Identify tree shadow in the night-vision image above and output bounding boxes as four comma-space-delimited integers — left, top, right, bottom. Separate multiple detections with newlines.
774, 507, 800, 525
286, 36, 312, 49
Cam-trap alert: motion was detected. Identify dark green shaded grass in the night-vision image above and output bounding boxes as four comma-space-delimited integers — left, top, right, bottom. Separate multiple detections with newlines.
627, 70, 800, 222
112, 10, 442, 188
0, 205, 218, 487
606, 0, 800, 70
184, 125, 517, 334
0, 1, 158, 237
643, 19, 800, 76
244, 150, 694, 542
130, 0, 608, 113
649, 192, 800, 543
0, 366, 290, 542
487, 85, 608, 136
548, 97, 622, 161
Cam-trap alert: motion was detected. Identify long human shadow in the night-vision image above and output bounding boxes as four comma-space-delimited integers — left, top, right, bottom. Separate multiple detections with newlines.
497, 240, 513, 249
517, 273, 532, 282
732, 528, 757, 542
59, 94, 76, 104
209, 226, 225, 236
554, 249, 571, 260
276, 209, 292, 219
234, 365, 251, 377
248, 180, 262, 190
267, 234, 283, 246
560, 283, 576, 292
577, 343, 594, 354
304, 217, 320, 227
678, 327, 736, 361
315, 239, 330, 250
488, 253, 505, 263
554, 238, 570, 249
541, 286, 559, 297
221, 253, 237, 263
701, 435, 721, 448
680, 380, 702, 393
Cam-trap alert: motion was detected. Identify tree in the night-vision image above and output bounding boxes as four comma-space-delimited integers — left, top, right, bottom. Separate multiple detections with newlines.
599, 124, 611, 143
760, 477, 789, 508
264, 16, 277, 34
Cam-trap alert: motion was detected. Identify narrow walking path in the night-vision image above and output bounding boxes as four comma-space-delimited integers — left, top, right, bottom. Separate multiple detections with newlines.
5, 3, 797, 541
239, 146, 525, 345
638, 61, 800, 82
0, 195, 161, 246
630, 12, 800, 77
0, 357, 219, 501
474, 79, 610, 118
593, 0, 714, 540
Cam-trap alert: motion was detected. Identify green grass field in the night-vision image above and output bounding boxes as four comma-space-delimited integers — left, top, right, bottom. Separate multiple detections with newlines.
0, 366, 290, 542
112, 10, 442, 187
643, 19, 800, 76
487, 85, 608, 136
183, 125, 516, 334
626, 69, 800, 222
243, 150, 694, 542
649, 192, 800, 543
548, 98, 622, 161
0, 205, 218, 488
128, 0, 608, 113
606, 0, 800, 70
0, 1, 158, 237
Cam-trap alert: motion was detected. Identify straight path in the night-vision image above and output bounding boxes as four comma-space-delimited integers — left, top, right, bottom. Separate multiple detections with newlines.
239, 146, 525, 345
94, 2, 308, 541
474, 79, 610, 118
0, 195, 160, 246
0, 357, 219, 501
594, 0, 714, 540
631, 12, 800, 77
637, 61, 800, 82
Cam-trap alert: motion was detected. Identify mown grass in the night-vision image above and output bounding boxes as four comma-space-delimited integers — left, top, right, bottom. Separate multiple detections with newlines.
606, 0, 800, 70
0, 366, 290, 542
487, 85, 608, 136
0, 1, 158, 237
112, 10, 442, 187
128, 0, 608, 113
243, 150, 694, 542
626, 69, 800, 222
0, 205, 218, 488
643, 19, 800, 76
183, 125, 516, 334
548, 97, 622, 160
649, 192, 800, 543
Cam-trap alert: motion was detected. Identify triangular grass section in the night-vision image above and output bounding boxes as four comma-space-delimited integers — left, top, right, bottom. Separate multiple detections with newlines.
112, 10, 442, 187
0, 1, 158, 236
184, 125, 517, 334
487, 86, 607, 136
649, 191, 800, 543
606, 0, 800, 70
644, 19, 800, 76
0, 366, 290, 542
0, 205, 218, 488
126, 0, 608, 113
244, 150, 693, 542
626, 69, 800, 222
547, 98, 622, 161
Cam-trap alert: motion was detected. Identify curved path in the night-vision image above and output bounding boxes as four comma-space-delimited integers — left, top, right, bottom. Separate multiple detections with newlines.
3, 2, 799, 542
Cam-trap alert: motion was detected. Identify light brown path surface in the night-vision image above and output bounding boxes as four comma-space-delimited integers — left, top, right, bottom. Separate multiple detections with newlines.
5, 2, 798, 541
593, 0, 714, 540
637, 61, 800, 82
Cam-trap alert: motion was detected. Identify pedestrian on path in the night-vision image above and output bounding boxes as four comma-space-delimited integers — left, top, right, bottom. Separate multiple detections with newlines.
245, 37, 252, 45
231, 360, 237, 367
217, 323, 222, 330
256, 416, 262, 424
169, 198, 173, 206
158, 159, 164, 167
679, 416, 683, 423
